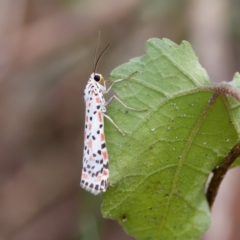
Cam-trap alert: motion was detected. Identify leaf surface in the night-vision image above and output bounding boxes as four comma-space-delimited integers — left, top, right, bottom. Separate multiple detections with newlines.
102, 38, 240, 240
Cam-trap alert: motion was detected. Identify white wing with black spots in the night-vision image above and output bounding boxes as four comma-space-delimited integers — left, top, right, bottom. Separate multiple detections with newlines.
80, 73, 109, 195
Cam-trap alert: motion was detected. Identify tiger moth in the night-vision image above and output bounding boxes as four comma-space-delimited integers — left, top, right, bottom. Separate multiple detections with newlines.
80, 38, 143, 195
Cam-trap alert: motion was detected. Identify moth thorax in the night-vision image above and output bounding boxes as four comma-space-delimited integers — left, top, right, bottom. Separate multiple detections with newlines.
91, 73, 104, 84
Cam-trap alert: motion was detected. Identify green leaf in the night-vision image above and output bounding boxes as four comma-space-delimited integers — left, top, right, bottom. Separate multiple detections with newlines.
101, 38, 240, 240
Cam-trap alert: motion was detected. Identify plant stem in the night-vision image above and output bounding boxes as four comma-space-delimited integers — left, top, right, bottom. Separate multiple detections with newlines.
207, 142, 240, 209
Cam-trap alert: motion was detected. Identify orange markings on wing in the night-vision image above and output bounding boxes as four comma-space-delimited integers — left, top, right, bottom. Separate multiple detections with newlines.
102, 151, 108, 160
100, 133, 105, 142
98, 112, 102, 122
88, 102, 91, 107
87, 139, 92, 149
96, 97, 100, 103
89, 155, 93, 161
86, 116, 88, 122
103, 170, 108, 176
96, 176, 102, 182
82, 173, 89, 179
88, 124, 92, 130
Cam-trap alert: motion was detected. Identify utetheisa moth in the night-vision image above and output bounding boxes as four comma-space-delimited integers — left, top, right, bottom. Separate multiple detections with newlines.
80, 70, 109, 194
80, 36, 143, 195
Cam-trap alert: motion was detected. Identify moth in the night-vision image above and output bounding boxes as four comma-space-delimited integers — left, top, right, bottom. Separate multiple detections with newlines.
80, 37, 142, 195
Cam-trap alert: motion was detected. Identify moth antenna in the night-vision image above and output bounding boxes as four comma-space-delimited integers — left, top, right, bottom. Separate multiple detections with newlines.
93, 31, 101, 74
94, 43, 110, 74
93, 32, 110, 74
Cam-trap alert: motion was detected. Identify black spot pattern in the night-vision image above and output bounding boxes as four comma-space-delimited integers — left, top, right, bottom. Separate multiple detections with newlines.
103, 162, 109, 169
80, 76, 110, 195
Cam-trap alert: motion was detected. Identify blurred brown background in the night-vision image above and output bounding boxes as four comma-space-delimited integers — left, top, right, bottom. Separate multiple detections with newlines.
0, 0, 240, 240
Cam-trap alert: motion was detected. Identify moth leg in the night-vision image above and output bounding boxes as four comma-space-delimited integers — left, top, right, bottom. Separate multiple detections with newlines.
105, 95, 146, 112
103, 113, 127, 135
104, 71, 139, 94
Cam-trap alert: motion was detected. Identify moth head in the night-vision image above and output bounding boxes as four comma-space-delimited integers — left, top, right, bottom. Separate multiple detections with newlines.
91, 73, 104, 84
